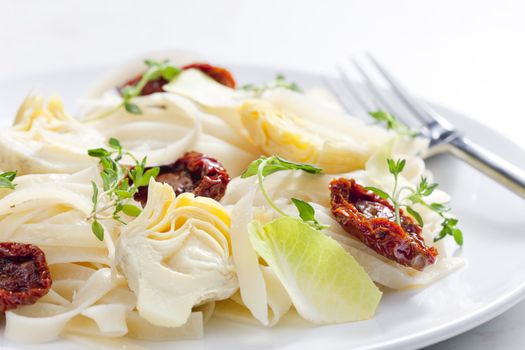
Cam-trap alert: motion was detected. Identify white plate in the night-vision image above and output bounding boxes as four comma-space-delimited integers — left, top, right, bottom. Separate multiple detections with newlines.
0, 63, 524, 350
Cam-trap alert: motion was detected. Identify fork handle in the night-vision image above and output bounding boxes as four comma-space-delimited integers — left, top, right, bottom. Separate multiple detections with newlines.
448, 136, 525, 199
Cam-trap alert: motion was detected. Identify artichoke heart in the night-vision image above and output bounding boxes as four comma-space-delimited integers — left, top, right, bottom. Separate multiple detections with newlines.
116, 180, 238, 327
0, 95, 104, 174
238, 100, 375, 173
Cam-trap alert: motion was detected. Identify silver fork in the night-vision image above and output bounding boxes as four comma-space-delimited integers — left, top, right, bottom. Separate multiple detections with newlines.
327, 54, 525, 199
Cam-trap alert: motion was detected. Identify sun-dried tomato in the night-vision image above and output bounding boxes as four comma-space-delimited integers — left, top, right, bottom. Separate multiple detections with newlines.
0, 242, 52, 312
181, 63, 236, 88
120, 62, 236, 96
135, 151, 230, 206
329, 178, 438, 271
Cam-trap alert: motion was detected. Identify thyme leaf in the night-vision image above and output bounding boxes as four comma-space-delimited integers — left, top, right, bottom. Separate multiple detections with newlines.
87, 138, 159, 241
0, 171, 17, 190
369, 110, 418, 137
291, 198, 328, 231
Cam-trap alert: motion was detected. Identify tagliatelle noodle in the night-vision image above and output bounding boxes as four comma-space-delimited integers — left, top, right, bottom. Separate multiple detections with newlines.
82, 93, 201, 166
80, 92, 258, 177
214, 266, 292, 327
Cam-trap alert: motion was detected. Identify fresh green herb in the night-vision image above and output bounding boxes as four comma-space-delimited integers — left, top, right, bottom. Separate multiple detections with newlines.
124, 101, 142, 114
369, 110, 418, 137
274, 74, 301, 92
241, 155, 322, 179
120, 59, 181, 115
87, 137, 159, 241
121, 204, 142, 217
91, 220, 104, 241
366, 159, 405, 225
242, 155, 326, 230
0, 171, 17, 190
95, 59, 181, 120
434, 218, 463, 245
291, 198, 326, 230
365, 158, 463, 246
144, 59, 181, 80
406, 206, 424, 227
240, 74, 302, 95
404, 176, 462, 245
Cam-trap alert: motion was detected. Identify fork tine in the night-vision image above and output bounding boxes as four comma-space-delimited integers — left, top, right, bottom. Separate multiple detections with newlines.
365, 53, 455, 130
351, 58, 415, 128
336, 65, 377, 115
320, 74, 363, 117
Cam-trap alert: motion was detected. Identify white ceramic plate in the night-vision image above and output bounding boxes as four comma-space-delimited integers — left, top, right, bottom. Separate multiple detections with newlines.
0, 63, 524, 350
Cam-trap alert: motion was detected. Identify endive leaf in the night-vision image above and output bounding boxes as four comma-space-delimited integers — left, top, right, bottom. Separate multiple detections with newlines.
248, 217, 382, 324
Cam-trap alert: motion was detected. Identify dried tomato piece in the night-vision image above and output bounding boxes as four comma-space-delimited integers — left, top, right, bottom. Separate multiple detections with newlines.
135, 151, 230, 206
329, 178, 437, 271
182, 63, 236, 88
121, 75, 169, 96
120, 62, 236, 96
0, 242, 52, 312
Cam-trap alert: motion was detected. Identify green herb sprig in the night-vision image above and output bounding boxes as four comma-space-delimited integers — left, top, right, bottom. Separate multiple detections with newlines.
87, 138, 159, 241
365, 158, 463, 246
0, 171, 17, 190
406, 177, 463, 245
369, 110, 418, 137
241, 156, 326, 230
95, 59, 181, 120
241, 155, 321, 179
120, 59, 181, 114
241, 74, 302, 95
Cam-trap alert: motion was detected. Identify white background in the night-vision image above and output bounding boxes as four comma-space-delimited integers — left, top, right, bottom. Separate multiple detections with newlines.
1, 0, 525, 349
